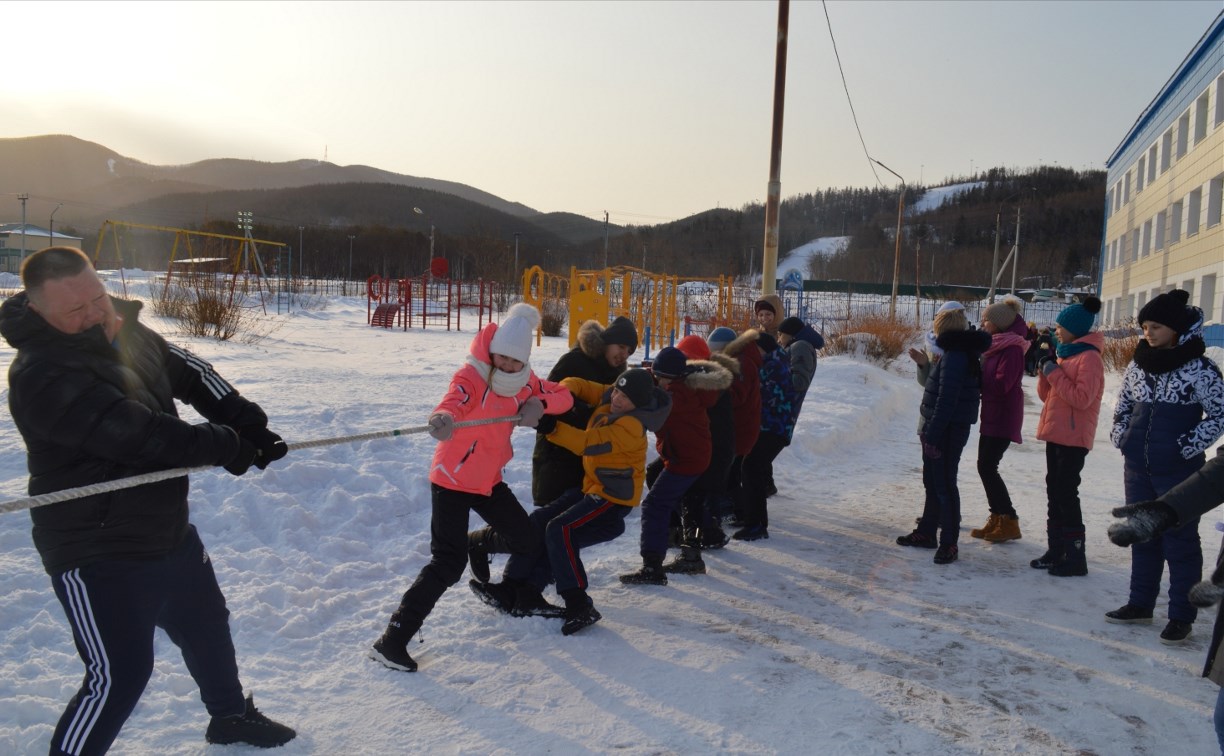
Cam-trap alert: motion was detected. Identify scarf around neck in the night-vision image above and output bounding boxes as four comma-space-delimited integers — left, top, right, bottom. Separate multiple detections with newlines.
465, 354, 532, 397
1132, 336, 1205, 375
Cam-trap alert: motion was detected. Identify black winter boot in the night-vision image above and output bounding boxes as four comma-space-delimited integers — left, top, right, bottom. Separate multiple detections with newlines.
205, 694, 297, 747
619, 553, 668, 585
1030, 519, 1062, 569
369, 611, 421, 672
1048, 527, 1087, 577
663, 546, 706, 574
468, 528, 493, 584
559, 588, 602, 636
511, 583, 565, 618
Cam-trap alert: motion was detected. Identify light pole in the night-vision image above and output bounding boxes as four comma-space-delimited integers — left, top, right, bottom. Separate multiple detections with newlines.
347, 235, 355, 295
871, 159, 906, 321
988, 193, 1020, 302
298, 226, 304, 281
512, 232, 520, 284
49, 203, 63, 247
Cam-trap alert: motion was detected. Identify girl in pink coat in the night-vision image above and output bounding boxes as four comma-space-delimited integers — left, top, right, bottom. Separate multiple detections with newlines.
371, 303, 573, 672
1032, 297, 1105, 577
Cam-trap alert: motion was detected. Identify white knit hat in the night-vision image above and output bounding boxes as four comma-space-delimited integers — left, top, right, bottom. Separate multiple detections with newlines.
488, 302, 540, 363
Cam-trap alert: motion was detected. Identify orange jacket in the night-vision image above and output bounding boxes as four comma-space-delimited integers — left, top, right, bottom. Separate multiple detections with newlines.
1036, 331, 1105, 450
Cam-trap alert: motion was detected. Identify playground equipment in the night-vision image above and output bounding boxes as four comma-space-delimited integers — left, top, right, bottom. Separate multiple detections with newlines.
365, 269, 502, 331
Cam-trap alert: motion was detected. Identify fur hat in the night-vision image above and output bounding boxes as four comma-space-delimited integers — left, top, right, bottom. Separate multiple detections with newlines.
933, 307, 968, 337
1055, 296, 1102, 339
614, 368, 653, 409
983, 298, 1022, 332
601, 316, 639, 353
706, 326, 737, 351
650, 346, 689, 379
756, 332, 779, 354
675, 334, 711, 361
777, 316, 805, 337
1138, 289, 1194, 335
488, 303, 540, 363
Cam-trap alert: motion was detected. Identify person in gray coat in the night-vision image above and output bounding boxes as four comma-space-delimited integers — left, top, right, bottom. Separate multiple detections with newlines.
1110, 445, 1224, 750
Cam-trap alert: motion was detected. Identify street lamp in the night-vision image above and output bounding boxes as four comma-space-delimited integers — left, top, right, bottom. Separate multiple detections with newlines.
48, 203, 63, 246
413, 207, 435, 260
513, 232, 520, 283
871, 159, 906, 321
347, 235, 355, 295
298, 226, 304, 280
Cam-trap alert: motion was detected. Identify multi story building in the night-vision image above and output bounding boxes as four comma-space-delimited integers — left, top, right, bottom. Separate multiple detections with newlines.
1100, 12, 1223, 341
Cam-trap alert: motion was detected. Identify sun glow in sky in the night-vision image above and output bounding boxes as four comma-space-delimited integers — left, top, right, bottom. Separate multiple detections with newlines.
3, 0, 1221, 223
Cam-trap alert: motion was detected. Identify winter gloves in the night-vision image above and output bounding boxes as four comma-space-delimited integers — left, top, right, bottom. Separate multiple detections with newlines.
224, 434, 260, 476
1040, 356, 1058, 376
517, 397, 545, 428
1107, 501, 1177, 547
428, 412, 455, 441
242, 426, 288, 469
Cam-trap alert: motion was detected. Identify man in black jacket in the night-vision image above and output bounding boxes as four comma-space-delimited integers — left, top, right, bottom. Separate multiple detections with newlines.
1, 247, 296, 753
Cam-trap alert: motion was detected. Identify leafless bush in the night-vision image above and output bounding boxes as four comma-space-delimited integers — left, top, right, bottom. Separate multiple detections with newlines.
540, 299, 566, 338
149, 279, 279, 344
1101, 325, 1139, 373
823, 313, 924, 365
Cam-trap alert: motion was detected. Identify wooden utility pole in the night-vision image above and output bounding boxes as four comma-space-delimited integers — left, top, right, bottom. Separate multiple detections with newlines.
760, 0, 789, 296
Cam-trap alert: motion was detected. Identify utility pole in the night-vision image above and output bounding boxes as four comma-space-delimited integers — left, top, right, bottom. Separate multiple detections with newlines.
513, 232, 520, 283
347, 235, 355, 296
49, 203, 62, 248
18, 193, 27, 262
298, 226, 304, 282
603, 211, 609, 269
759, 0, 789, 297
1010, 205, 1021, 294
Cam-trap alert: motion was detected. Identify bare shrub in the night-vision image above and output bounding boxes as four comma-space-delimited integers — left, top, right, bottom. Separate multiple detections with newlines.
824, 314, 924, 365
540, 299, 566, 338
151, 279, 278, 345
1100, 327, 1139, 374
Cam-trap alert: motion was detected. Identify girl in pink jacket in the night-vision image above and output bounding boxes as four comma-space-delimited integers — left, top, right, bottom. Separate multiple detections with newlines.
370, 303, 573, 672
1032, 297, 1105, 577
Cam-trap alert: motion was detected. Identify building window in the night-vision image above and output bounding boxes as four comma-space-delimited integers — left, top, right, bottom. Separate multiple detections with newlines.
1110, 238, 1118, 269
1148, 145, 1158, 184
1216, 73, 1224, 127
1124, 171, 1132, 203
1155, 209, 1166, 250
1194, 91, 1210, 144
1141, 219, 1152, 257
1170, 201, 1184, 243
1137, 156, 1146, 193
1204, 275, 1218, 323
1131, 229, 1140, 261
1177, 111, 1191, 158
1208, 174, 1223, 228
1187, 188, 1202, 236
1161, 127, 1173, 173
1137, 291, 1148, 314
1182, 280, 1195, 304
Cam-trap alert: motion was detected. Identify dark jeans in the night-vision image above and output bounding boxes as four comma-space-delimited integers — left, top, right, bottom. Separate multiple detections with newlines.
917, 423, 972, 547
976, 434, 1017, 518
49, 525, 244, 756
1044, 442, 1088, 529
639, 468, 699, 557
391, 482, 538, 638
742, 432, 788, 528
1124, 458, 1205, 623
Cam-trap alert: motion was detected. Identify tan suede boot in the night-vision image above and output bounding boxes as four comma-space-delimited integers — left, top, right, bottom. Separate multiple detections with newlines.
970, 513, 1001, 539
984, 515, 1022, 542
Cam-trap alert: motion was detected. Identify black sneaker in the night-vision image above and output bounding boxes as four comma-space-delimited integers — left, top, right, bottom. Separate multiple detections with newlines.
896, 530, 937, 549
369, 635, 418, 672
467, 532, 491, 584
561, 605, 602, 636
1160, 619, 1193, 645
732, 524, 769, 542
933, 544, 958, 564
1105, 604, 1154, 625
511, 589, 566, 618
205, 694, 297, 747
469, 579, 516, 614
619, 565, 668, 585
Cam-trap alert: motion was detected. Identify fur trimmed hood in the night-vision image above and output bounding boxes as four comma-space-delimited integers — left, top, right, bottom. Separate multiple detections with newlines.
681, 357, 734, 392
575, 319, 606, 360
722, 328, 761, 358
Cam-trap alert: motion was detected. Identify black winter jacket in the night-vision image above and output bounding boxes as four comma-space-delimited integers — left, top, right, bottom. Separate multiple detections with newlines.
919, 329, 991, 442
1, 293, 264, 574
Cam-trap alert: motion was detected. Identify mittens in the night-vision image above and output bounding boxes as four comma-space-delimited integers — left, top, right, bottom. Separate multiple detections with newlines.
517, 397, 545, 428
1107, 500, 1176, 547
1190, 560, 1224, 608
428, 412, 455, 441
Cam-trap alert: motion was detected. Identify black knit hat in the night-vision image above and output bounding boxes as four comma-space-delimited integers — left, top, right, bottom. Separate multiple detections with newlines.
778, 316, 804, 337
601, 316, 639, 353
756, 332, 779, 353
650, 346, 688, 379
1138, 289, 1194, 335
614, 368, 653, 408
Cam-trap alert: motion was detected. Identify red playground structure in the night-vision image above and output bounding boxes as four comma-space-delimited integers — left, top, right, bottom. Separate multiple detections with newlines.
366, 262, 502, 332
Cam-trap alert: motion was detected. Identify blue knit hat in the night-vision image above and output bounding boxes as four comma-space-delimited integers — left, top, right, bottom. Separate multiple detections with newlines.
1055, 296, 1102, 339
706, 326, 737, 351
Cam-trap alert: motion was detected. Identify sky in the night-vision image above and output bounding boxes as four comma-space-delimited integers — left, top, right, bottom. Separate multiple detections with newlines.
3, 1, 1222, 224
2, 277, 1223, 753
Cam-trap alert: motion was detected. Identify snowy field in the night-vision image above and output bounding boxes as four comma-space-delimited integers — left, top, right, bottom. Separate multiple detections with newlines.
1, 281, 1223, 755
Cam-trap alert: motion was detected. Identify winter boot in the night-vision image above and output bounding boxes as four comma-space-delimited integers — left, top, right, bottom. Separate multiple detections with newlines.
1029, 519, 1062, 569
970, 513, 1002, 539
559, 588, 602, 636
370, 612, 420, 673
204, 694, 297, 747
468, 579, 516, 614
468, 529, 493, 584
933, 544, 959, 565
732, 523, 769, 541
511, 584, 566, 618
896, 530, 937, 548
1048, 527, 1087, 577
1160, 619, 1193, 645
663, 546, 707, 574
984, 516, 1022, 543
698, 524, 730, 550
619, 553, 668, 585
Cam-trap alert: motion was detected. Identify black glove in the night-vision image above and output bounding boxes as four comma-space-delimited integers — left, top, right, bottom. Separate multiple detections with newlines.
225, 437, 259, 476
1039, 355, 1057, 376
241, 426, 288, 470
1190, 561, 1224, 608
1107, 500, 1176, 547
536, 413, 559, 435
569, 402, 595, 429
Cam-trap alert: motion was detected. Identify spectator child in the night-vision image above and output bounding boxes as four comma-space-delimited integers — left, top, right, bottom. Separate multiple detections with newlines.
1106, 290, 1224, 643
371, 303, 573, 671
1030, 297, 1105, 577
753, 294, 784, 337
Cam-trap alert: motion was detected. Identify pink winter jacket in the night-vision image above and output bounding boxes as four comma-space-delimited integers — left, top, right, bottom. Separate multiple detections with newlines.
1036, 331, 1105, 450
429, 323, 573, 496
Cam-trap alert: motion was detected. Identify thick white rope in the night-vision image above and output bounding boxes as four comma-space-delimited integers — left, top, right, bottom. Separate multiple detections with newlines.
0, 414, 521, 515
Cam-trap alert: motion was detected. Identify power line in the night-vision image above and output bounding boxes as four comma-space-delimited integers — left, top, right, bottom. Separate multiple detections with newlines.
822, 0, 884, 188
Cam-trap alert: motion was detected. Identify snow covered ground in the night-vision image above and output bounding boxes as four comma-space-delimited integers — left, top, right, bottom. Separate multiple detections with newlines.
1, 283, 1223, 755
